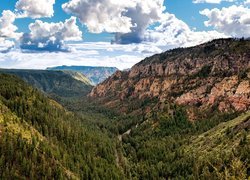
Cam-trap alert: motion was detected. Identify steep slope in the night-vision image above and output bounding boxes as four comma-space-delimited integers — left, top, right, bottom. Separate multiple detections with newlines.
47, 65, 118, 85
0, 69, 93, 100
90, 38, 250, 118
119, 107, 249, 179
0, 74, 123, 179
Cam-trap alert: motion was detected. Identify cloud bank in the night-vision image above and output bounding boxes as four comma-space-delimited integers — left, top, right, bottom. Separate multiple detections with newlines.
193, 0, 234, 4
0, 42, 147, 70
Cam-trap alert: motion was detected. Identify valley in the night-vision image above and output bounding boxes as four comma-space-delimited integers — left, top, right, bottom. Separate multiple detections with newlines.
0, 38, 249, 179
47, 66, 118, 85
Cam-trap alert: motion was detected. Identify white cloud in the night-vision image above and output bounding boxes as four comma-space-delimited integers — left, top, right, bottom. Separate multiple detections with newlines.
15, 0, 55, 18
62, 0, 133, 33
0, 40, 15, 53
0, 10, 22, 40
112, 0, 165, 44
68, 41, 163, 55
62, 0, 165, 43
143, 13, 227, 49
20, 17, 82, 52
130, 44, 162, 54
245, 0, 250, 5
62, 0, 227, 46
193, 0, 234, 3
200, 5, 250, 37
0, 46, 144, 70
0, 41, 166, 70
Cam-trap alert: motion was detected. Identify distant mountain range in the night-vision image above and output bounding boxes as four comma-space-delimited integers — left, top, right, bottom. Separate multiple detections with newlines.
47, 65, 118, 85
0, 69, 93, 100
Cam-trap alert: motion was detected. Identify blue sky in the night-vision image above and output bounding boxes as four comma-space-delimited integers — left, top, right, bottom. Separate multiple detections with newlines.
0, 0, 249, 69
0, 0, 239, 40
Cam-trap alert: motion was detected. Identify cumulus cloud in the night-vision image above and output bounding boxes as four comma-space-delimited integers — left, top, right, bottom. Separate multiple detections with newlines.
20, 17, 82, 52
143, 13, 227, 49
193, 0, 234, 4
112, 0, 165, 44
15, 0, 55, 18
62, 0, 226, 46
200, 5, 250, 37
0, 10, 22, 53
63, 0, 165, 44
62, 0, 133, 33
0, 10, 22, 40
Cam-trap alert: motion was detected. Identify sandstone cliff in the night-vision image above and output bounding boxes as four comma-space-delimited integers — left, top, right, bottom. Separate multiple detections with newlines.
89, 38, 250, 118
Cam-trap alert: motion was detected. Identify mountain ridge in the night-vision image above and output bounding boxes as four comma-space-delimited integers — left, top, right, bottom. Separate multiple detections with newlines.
0, 73, 122, 179
0, 69, 93, 101
47, 65, 118, 85
0, 38, 250, 179
90, 38, 250, 119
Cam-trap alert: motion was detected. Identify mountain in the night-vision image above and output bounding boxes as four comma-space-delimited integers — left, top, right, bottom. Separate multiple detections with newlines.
47, 65, 118, 85
0, 69, 93, 101
1, 38, 249, 179
90, 38, 250, 119
0, 73, 122, 179
86, 38, 249, 179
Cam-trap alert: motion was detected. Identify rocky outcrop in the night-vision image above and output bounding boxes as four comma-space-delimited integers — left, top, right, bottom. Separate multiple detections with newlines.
89, 38, 250, 116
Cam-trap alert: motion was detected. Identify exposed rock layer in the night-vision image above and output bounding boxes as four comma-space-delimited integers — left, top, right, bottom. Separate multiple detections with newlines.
90, 39, 250, 116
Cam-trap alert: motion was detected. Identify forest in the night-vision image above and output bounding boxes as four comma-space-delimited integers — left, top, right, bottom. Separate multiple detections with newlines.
0, 73, 249, 179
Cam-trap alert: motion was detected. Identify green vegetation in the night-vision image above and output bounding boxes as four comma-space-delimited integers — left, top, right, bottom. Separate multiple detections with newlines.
0, 65, 249, 179
2, 39, 250, 180
0, 69, 93, 101
63, 97, 250, 179
0, 74, 122, 179
118, 107, 249, 179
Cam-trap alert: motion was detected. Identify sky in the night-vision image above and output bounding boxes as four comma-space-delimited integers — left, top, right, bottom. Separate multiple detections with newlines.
0, 0, 249, 70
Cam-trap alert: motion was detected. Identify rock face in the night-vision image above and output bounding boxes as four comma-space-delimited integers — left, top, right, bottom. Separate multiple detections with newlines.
89, 38, 250, 116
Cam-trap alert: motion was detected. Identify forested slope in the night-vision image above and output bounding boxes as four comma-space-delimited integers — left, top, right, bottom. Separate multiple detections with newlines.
0, 74, 123, 179
0, 69, 93, 101
0, 39, 249, 179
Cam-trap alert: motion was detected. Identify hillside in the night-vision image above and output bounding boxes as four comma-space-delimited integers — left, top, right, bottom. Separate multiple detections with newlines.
0, 74, 123, 179
118, 107, 250, 179
90, 38, 250, 119
47, 65, 118, 85
86, 38, 250, 179
1, 74, 248, 179
0, 69, 93, 101
0, 39, 249, 178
